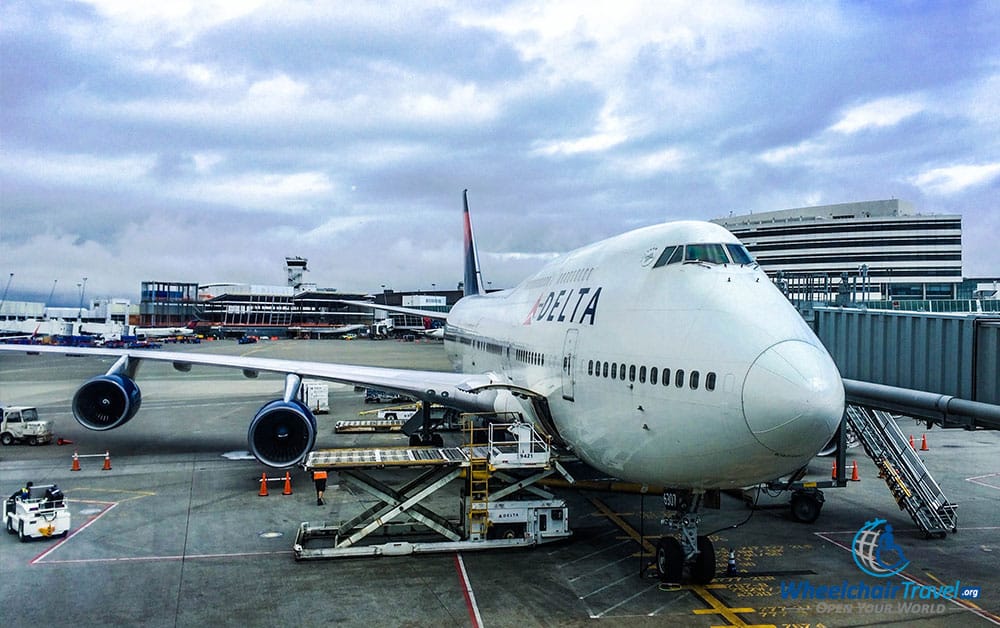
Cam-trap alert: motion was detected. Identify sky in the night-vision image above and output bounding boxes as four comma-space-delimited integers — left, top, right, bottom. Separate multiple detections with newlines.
2, 1, 998, 305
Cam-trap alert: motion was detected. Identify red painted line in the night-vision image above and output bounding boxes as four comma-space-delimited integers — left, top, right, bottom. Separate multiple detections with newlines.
454, 552, 483, 628
31, 500, 117, 565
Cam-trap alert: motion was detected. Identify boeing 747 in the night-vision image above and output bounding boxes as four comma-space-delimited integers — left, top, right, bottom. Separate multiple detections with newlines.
0, 191, 845, 582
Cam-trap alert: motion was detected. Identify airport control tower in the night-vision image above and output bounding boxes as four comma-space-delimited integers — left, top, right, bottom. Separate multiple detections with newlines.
285, 257, 310, 291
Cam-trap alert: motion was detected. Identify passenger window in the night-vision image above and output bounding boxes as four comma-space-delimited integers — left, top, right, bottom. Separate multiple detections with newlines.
675, 369, 685, 387
620, 365, 626, 381
690, 371, 699, 389
650, 367, 658, 385
588, 360, 593, 375
725, 244, 754, 265
639, 366, 646, 384
629, 365, 636, 382
611, 363, 618, 379
706, 372, 717, 391
662, 368, 670, 386
602, 362, 609, 377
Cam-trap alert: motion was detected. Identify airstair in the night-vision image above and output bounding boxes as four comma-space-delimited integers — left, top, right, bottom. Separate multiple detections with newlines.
844, 405, 958, 537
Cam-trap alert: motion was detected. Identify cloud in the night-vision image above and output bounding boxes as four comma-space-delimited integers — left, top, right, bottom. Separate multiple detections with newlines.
1, 1, 999, 304
910, 163, 1000, 195
830, 96, 926, 134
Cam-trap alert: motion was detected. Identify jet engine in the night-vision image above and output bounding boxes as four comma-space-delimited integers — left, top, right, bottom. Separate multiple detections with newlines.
247, 400, 317, 468
72, 374, 142, 431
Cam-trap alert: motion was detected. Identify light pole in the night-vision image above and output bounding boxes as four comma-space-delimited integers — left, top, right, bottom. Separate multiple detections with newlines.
77, 277, 88, 322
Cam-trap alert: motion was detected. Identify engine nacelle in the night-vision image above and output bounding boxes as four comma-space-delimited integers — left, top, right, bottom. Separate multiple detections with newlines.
72, 374, 142, 431
248, 400, 317, 468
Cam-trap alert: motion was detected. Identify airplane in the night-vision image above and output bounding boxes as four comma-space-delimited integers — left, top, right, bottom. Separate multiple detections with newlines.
0, 190, 845, 583
132, 322, 197, 339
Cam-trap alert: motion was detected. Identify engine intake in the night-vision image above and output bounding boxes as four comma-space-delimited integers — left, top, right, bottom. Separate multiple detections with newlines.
72, 374, 142, 431
248, 400, 317, 468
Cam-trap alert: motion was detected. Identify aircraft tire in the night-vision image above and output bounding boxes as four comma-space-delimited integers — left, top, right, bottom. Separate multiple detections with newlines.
691, 535, 715, 584
655, 537, 683, 584
790, 494, 822, 524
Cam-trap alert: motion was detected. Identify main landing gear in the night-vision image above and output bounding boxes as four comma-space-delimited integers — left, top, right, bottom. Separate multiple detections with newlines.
654, 490, 716, 586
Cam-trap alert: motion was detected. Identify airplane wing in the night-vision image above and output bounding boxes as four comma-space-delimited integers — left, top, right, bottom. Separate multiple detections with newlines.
0, 344, 492, 405
0, 344, 501, 468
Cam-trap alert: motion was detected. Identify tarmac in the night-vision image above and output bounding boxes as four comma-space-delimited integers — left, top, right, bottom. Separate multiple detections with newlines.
1, 338, 998, 627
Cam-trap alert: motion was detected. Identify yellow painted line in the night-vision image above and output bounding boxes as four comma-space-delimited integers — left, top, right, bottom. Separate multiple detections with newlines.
588, 497, 654, 553
924, 571, 1000, 623
689, 585, 774, 628
588, 497, 774, 628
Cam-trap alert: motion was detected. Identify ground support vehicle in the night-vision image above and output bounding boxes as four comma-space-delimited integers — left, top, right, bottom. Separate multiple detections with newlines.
294, 416, 574, 559
1, 405, 53, 446
4, 485, 70, 541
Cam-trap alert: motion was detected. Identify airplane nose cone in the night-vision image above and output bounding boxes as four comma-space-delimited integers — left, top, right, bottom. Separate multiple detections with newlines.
742, 340, 844, 457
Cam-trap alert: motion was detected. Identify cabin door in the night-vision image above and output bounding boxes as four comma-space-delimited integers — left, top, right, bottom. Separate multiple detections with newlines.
561, 329, 579, 402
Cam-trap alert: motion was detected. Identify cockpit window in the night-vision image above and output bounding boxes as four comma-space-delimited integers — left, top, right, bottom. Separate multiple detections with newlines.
684, 243, 729, 265
653, 245, 684, 268
725, 243, 755, 265
653, 245, 676, 268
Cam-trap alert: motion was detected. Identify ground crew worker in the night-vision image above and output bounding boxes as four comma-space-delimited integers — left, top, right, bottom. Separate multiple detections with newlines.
18, 481, 33, 499
313, 470, 328, 506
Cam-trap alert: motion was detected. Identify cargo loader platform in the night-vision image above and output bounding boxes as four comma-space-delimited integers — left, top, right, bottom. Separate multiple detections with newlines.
293, 416, 574, 560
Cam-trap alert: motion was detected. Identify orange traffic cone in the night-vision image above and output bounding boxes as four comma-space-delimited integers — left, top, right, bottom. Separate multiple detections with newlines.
851, 460, 860, 481
102, 451, 112, 471
71, 452, 81, 472
259, 472, 269, 497
282, 472, 293, 495
920, 434, 929, 451
909, 435, 916, 450
57, 437, 74, 446
831, 460, 837, 479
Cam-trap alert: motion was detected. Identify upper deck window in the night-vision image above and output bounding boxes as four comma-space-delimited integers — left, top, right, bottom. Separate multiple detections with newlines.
725, 243, 755, 265
684, 244, 729, 265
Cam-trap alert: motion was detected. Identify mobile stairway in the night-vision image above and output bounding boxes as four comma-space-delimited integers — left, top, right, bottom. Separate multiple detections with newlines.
844, 405, 958, 538
293, 415, 574, 560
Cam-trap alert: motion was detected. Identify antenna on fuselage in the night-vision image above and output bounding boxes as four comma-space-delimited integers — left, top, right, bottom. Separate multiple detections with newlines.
462, 189, 484, 297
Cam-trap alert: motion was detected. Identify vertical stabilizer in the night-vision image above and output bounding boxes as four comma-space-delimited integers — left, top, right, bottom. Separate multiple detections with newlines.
463, 189, 483, 297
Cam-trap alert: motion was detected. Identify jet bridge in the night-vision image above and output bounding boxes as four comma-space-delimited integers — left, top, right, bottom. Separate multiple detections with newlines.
293, 416, 574, 560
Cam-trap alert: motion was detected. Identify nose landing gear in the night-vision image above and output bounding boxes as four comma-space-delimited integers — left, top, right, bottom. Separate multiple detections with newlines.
654, 490, 716, 586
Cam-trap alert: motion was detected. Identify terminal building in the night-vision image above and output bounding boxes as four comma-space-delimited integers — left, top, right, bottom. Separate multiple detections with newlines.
712, 199, 962, 301
138, 258, 464, 339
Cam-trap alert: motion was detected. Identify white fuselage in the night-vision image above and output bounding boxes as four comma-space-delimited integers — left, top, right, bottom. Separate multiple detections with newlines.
443, 221, 844, 489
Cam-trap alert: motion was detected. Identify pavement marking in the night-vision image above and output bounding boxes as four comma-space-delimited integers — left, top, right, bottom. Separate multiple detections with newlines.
966, 473, 1000, 491
814, 529, 1000, 626
65, 487, 156, 502
588, 497, 654, 553
587, 497, 772, 627
454, 552, 484, 628
31, 499, 117, 565
924, 570, 1000, 625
